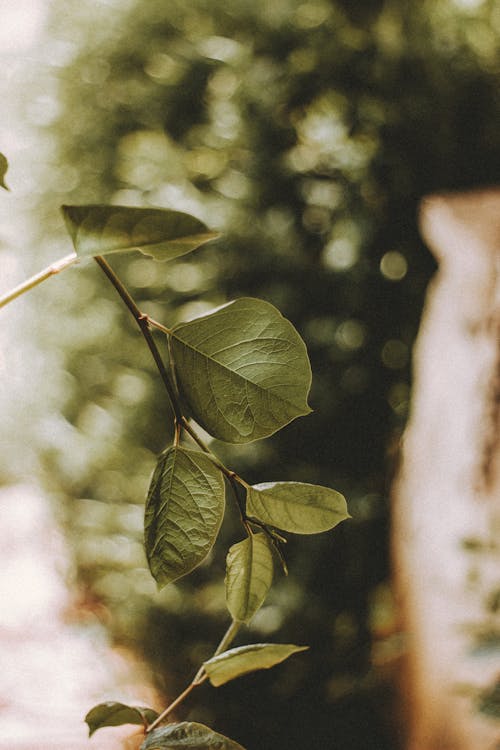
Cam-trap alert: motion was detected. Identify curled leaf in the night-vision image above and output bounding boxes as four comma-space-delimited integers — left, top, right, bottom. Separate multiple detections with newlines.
85, 702, 158, 736
145, 446, 225, 588
203, 643, 309, 687
246, 481, 349, 534
61, 204, 218, 260
225, 533, 274, 623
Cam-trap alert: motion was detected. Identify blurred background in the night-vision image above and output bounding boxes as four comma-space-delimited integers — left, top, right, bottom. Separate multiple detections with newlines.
1, 0, 500, 748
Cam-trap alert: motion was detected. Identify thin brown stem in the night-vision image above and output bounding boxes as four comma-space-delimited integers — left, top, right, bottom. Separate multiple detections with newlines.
147, 619, 241, 733
180, 417, 249, 487
146, 675, 209, 733
94, 256, 183, 423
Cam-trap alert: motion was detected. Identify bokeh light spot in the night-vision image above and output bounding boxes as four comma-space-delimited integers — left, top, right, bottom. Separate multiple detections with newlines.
380, 251, 408, 281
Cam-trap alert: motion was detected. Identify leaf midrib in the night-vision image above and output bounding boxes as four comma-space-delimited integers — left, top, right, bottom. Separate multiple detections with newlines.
170, 331, 307, 413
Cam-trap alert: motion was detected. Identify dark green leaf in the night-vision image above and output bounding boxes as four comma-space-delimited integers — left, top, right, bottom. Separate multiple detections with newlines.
145, 446, 225, 588
0, 153, 9, 190
85, 702, 158, 736
246, 481, 349, 534
225, 533, 274, 622
203, 643, 309, 687
169, 298, 312, 443
61, 204, 218, 260
141, 722, 246, 749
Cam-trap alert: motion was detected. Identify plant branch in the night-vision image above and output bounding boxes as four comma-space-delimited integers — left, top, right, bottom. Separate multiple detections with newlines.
146, 674, 209, 733
0, 252, 78, 309
180, 417, 249, 486
93, 255, 183, 423
147, 619, 241, 733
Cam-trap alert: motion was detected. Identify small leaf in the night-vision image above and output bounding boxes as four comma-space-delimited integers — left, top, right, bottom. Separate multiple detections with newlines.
85, 702, 158, 736
61, 204, 218, 260
169, 298, 312, 443
145, 446, 225, 588
203, 643, 308, 687
141, 721, 246, 749
0, 152, 9, 190
225, 533, 274, 623
246, 481, 349, 534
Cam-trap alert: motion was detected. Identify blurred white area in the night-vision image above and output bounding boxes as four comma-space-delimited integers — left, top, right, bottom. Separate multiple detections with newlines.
0, 485, 157, 749
0, 0, 62, 479
0, 0, 48, 52
0, 5, 157, 747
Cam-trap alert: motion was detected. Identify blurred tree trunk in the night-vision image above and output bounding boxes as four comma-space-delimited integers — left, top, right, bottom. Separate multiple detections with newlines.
393, 189, 500, 750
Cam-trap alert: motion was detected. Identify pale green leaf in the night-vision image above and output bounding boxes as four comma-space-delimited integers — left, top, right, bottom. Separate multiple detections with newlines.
225, 533, 274, 623
203, 643, 308, 687
85, 702, 158, 736
61, 204, 218, 260
246, 481, 349, 534
145, 446, 225, 588
169, 298, 312, 443
0, 153, 9, 190
141, 722, 246, 749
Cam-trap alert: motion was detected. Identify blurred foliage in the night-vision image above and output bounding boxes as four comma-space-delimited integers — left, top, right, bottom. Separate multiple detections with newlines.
21, 0, 500, 747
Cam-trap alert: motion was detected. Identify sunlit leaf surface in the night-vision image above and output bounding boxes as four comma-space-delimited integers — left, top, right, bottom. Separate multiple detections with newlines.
170, 298, 312, 443
145, 447, 225, 588
61, 204, 218, 259
141, 721, 246, 749
246, 481, 349, 534
225, 533, 274, 623
203, 643, 308, 687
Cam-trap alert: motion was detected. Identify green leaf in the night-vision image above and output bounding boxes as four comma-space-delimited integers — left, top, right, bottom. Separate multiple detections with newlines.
246, 481, 349, 534
203, 643, 309, 687
61, 204, 218, 260
85, 702, 158, 736
169, 298, 312, 443
141, 722, 246, 749
0, 152, 9, 190
145, 446, 225, 588
225, 533, 274, 623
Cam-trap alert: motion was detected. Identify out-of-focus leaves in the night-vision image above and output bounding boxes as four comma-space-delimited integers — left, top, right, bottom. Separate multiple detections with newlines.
203, 643, 309, 687
141, 722, 246, 749
246, 481, 349, 534
170, 298, 312, 443
225, 533, 274, 623
85, 702, 158, 736
478, 678, 500, 719
61, 205, 218, 260
144, 447, 225, 588
0, 152, 9, 190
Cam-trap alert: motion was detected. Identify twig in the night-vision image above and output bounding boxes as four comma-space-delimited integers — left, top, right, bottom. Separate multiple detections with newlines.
0, 253, 78, 309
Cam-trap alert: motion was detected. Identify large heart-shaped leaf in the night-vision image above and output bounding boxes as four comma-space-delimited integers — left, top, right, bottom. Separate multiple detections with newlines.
246, 481, 349, 534
61, 204, 218, 260
203, 643, 308, 687
85, 702, 158, 736
225, 533, 274, 623
0, 152, 9, 190
145, 446, 225, 588
169, 298, 312, 443
141, 722, 246, 749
